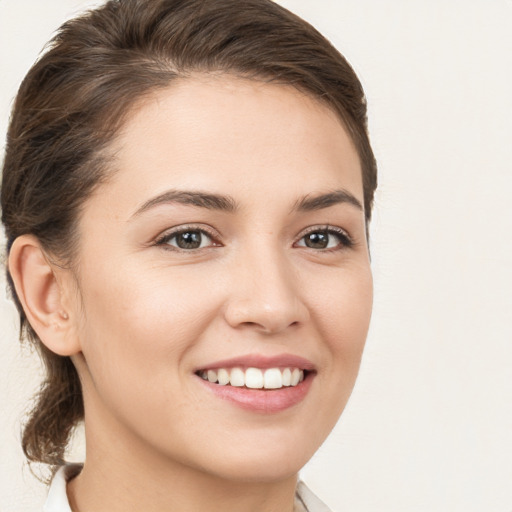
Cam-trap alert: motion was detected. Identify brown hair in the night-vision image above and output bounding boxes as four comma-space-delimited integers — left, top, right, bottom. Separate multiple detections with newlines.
1, 0, 377, 476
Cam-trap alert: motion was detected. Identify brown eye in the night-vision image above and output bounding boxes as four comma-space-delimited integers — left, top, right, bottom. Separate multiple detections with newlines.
304, 232, 329, 249
296, 228, 352, 250
161, 229, 214, 250
175, 231, 203, 249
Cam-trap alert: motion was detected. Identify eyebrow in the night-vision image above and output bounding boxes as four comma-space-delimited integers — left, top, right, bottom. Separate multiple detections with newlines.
132, 190, 239, 217
131, 187, 363, 218
293, 189, 363, 212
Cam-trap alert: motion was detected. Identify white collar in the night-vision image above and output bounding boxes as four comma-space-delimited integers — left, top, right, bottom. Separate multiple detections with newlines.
43, 464, 82, 512
295, 480, 333, 512
43, 465, 332, 512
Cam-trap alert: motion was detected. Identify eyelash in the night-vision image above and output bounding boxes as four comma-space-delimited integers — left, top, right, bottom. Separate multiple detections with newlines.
154, 224, 353, 252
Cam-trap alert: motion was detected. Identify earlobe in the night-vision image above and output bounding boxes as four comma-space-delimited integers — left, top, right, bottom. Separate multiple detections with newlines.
8, 235, 81, 356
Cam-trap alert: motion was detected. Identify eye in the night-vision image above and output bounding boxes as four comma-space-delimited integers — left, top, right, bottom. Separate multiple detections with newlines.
157, 228, 217, 250
295, 227, 352, 250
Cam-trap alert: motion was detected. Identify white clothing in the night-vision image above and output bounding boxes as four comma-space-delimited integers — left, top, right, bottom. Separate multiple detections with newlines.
43, 464, 333, 511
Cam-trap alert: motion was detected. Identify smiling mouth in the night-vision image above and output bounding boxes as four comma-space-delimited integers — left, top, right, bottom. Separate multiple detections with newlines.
196, 367, 309, 390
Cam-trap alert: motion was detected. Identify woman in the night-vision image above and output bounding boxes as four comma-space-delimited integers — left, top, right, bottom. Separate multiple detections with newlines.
1, 0, 377, 510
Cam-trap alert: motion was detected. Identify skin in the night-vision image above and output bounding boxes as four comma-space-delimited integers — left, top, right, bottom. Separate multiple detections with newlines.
11, 75, 373, 512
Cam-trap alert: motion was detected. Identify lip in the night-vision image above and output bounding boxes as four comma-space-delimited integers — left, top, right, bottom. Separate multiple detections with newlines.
194, 353, 316, 372
194, 353, 316, 414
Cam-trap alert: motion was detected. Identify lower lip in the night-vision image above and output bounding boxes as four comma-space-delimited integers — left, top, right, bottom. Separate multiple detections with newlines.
197, 373, 315, 414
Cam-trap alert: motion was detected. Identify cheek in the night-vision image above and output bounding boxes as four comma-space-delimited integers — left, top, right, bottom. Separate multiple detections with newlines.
75, 262, 222, 399
310, 262, 373, 350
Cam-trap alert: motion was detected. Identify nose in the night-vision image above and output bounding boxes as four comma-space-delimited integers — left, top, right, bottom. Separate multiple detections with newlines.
223, 246, 310, 335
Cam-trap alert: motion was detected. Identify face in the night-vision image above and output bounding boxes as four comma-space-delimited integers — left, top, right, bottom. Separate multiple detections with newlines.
68, 75, 372, 482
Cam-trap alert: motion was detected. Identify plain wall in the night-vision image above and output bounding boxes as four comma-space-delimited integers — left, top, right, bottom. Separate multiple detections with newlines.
1, 1, 511, 511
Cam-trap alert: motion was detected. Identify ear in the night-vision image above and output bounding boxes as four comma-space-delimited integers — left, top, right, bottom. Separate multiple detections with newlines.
8, 235, 81, 356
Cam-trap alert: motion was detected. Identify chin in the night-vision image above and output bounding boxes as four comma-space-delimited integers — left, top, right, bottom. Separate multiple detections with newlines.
202, 452, 309, 484
187, 429, 322, 484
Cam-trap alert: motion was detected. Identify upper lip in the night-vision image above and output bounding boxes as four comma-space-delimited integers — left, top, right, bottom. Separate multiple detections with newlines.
195, 353, 316, 372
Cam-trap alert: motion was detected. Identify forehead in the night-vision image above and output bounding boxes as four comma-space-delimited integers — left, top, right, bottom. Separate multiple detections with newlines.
93, 75, 363, 214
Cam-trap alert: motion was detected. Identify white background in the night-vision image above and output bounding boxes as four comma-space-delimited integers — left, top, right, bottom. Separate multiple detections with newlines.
1, 1, 511, 511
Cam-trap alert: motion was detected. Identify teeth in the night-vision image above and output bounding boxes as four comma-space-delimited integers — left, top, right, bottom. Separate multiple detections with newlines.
264, 368, 282, 389
217, 368, 230, 385
245, 368, 264, 389
230, 367, 245, 387
199, 367, 306, 389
